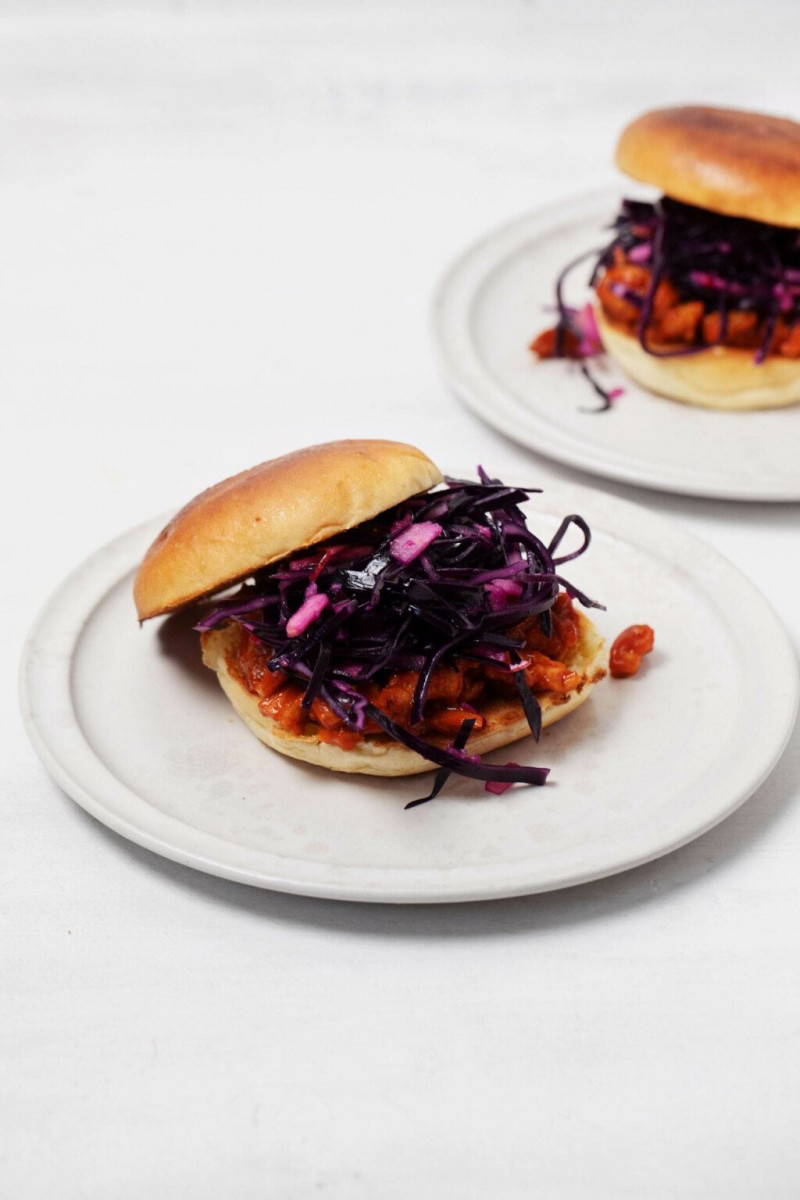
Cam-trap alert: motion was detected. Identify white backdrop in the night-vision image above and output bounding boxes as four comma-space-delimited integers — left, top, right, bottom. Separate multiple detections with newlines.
5, 3, 800, 1197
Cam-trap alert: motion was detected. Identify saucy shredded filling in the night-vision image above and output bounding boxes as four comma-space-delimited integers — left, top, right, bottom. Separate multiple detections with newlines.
594, 248, 800, 357
531, 196, 800, 385
226, 591, 585, 750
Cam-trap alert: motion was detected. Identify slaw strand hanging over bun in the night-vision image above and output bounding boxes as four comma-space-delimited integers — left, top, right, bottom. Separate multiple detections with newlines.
134, 441, 607, 804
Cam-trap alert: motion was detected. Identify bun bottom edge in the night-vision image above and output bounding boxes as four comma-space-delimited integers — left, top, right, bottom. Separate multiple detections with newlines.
596, 306, 800, 411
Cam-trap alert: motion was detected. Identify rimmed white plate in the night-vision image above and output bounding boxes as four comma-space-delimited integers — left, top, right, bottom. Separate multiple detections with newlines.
20, 484, 798, 903
434, 190, 800, 500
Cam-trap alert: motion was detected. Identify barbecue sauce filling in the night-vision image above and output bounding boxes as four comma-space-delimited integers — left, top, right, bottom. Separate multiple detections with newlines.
532, 196, 800, 371
225, 591, 586, 752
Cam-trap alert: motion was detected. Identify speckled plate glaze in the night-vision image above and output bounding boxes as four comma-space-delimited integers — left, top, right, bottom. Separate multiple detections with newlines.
19, 483, 798, 903
434, 190, 800, 500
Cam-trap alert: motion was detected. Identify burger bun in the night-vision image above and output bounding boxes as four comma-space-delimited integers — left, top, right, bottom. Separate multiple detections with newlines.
616, 105, 800, 227
595, 306, 800, 411
134, 440, 443, 621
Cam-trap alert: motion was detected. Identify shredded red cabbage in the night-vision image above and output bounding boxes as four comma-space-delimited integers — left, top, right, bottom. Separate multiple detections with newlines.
196, 471, 603, 803
545, 247, 622, 411
404, 716, 477, 810
596, 197, 800, 363
548, 196, 800, 376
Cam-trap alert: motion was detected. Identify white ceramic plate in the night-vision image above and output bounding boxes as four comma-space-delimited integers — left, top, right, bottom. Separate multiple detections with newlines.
20, 485, 798, 904
434, 190, 800, 500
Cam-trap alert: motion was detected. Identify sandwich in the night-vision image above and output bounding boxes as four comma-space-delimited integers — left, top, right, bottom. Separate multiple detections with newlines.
532, 105, 800, 410
134, 439, 606, 801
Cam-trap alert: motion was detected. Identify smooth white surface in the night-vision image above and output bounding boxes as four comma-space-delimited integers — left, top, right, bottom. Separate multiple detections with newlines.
21, 491, 798, 902
435, 192, 800, 499
4, 4, 800, 1198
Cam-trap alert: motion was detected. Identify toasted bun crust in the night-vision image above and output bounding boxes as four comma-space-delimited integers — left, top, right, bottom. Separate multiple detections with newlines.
616, 106, 800, 227
595, 307, 800, 411
200, 613, 607, 778
134, 440, 443, 620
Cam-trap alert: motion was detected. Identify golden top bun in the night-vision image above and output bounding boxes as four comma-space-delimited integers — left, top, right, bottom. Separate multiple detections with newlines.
201, 614, 607, 778
595, 307, 800, 411
134, 440, 443, 621
616, 105, 800, 227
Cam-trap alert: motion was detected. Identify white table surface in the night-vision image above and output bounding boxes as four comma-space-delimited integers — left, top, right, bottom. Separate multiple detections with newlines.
4, 3, 800, 1196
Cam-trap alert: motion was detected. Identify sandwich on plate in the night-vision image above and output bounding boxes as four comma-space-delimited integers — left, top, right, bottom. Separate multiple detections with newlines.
533, 105, 800, 410
134, 440, 607, 802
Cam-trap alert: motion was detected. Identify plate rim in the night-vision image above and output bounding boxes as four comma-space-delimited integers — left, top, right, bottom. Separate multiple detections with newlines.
19, 491, 800, 904
432, 188, 800, 502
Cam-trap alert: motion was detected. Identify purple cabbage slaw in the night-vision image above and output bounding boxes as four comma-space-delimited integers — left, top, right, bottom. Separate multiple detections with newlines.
543, 253, 623, 413
595, 197, 800, 363
551, 196, 800, 382
196, 470, 603, 805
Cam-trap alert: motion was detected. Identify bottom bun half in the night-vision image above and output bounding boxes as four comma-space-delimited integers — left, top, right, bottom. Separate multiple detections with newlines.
596, 307, 800, 411
201, 615, 607, 778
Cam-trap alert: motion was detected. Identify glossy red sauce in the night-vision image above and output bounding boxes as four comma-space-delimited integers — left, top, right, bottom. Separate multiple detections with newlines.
228, 592, 584, 748
532, 248, 800, 359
